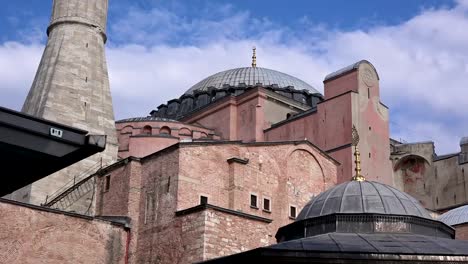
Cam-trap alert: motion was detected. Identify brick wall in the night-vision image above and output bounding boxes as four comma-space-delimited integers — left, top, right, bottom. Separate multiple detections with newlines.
0, 199, 127, 264
455, 224, 468, 240
96, 141, 338, 263
203, 208, 271, 260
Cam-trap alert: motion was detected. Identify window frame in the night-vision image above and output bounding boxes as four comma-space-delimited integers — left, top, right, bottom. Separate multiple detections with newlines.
250, 193, 258, 209
289, 205, 297, 219
263, 197, 271, 212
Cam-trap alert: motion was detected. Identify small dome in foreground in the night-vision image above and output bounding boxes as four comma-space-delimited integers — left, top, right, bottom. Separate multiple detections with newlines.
297, 180, 431, 221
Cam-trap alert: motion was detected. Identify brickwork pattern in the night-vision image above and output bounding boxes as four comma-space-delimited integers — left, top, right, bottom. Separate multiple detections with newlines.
96, 142, 338, 263
0, 200, 127, 264
455, 224, 468, 240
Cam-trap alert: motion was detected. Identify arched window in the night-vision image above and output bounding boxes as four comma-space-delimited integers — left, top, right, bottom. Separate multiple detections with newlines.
179, 128, 192, 136
141, 125, 152, 135
159, 126, 171, 135
121, 125, 133, 134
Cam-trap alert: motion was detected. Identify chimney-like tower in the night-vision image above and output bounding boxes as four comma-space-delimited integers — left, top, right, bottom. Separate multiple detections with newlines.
12, 0, 118, 209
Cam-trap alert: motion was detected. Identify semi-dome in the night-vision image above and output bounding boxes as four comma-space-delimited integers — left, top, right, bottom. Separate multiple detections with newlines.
297, 180, 431, 221
185, 67, 319, 95
439, 205, 468, 226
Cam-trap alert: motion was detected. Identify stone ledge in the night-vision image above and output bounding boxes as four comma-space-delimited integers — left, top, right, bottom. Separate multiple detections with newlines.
0, 198, 130, 229
227, 157, 249, 164
175, 203, 272, 223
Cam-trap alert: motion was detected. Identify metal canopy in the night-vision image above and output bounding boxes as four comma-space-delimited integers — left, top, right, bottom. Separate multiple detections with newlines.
0, 106, 106, 196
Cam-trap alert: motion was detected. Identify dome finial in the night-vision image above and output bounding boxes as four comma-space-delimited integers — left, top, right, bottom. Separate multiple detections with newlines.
251, 46, 257, 68
352, 125, 365, 182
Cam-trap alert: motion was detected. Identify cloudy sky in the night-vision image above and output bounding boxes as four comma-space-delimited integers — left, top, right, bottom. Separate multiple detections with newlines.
0, 0, 467, 154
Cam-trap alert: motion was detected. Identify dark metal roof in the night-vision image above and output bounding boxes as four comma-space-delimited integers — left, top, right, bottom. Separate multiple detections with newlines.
270, 233, 468, 255
296, 181, 432, 221
0, 106, 106, 196
116, 116, 179, 123
201, 233, 468, 263
439, 205, 468, 226
186, 67, 319, 94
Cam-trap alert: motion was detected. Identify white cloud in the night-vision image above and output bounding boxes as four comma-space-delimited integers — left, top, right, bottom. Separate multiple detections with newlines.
1, 2, 467, 154
0, 42, 43, 110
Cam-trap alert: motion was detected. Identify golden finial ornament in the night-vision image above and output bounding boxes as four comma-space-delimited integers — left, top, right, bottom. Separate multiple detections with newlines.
251, 46, 257, 68
352, 125, 366, 182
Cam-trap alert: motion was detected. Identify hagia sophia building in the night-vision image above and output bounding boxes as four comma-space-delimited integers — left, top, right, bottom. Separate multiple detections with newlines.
1, 0, 468, 263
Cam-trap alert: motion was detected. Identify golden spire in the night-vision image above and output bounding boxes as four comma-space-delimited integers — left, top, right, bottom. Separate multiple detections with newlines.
251, 46, 257, 68
352, 125, 365, 182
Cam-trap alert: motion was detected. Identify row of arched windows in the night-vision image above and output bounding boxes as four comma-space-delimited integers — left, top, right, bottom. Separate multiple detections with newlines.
121, 124, 211, 138
141, 125, 171, 136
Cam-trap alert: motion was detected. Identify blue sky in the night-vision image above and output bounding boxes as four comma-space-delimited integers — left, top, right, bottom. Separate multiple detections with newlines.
0, 0, 467, 154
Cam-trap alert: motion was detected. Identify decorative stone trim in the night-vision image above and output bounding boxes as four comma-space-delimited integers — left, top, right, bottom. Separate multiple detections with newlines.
175, 203, 272, 223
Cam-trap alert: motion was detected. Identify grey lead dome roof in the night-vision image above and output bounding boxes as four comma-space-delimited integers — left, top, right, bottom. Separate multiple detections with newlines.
185, 67, 319, 94
297, 181, 431, 221
439, 205, 468, 226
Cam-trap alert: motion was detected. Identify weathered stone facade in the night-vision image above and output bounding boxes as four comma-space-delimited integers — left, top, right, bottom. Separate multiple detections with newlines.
264, 61, 392, 185
116, 117, 219, 159
10, 0, 117, 209
391, 139, 468, 210
0, 199, 128, 264
95, 141, 338, 263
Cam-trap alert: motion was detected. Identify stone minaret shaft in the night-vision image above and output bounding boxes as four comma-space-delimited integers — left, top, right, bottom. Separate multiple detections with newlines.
15, 0, 118, 209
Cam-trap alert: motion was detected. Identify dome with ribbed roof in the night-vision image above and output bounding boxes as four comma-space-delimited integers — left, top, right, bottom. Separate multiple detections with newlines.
185, 67, 319, 95
296, 181, 431, 221
439, 205, 468, 226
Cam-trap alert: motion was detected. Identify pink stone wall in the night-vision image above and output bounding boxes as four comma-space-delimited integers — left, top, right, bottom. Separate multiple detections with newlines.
236, 95, 262, 142
203, 209, 271, 260
324, 71, 359, 99
264, 92, 353, 183
0, 200, 127, 264
180, 88, 306, 143
96, 141, 338, 263
176, 142, 337, 243
186, 102, 234, 140
96, 164, 131, 216
116, 120, 217, 159
265, 62, 392, 185
125, 136, 178, 158
455, 224, 468, 240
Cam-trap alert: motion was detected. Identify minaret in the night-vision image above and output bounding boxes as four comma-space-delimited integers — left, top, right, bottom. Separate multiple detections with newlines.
12, 0, 118, 208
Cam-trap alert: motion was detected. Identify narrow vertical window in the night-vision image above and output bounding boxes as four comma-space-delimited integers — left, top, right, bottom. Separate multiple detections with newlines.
368, 87, 370, 99
289, 206, 297, 219
144, 192, 156, 224
263, 198, 271, 212
250, 194, 258, 208
105, 175, 110, 191
200, 196, 208, 205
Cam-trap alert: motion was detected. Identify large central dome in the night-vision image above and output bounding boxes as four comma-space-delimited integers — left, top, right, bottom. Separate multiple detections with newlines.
185, 67, 319, 95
